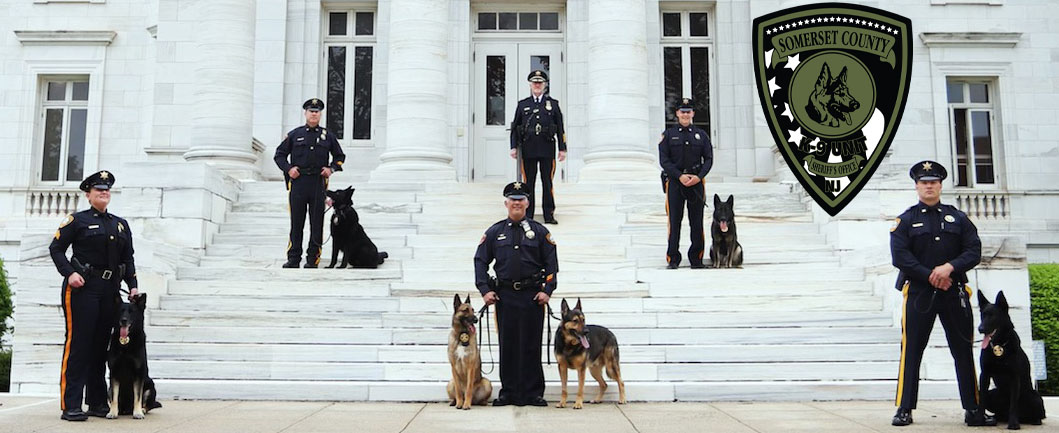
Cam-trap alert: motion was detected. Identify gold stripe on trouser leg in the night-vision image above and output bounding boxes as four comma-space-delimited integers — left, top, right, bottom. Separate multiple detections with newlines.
965, 283, 979, 404
699, 183, 706, 260
59, 283, 73, 410
664, 180, 671, 263
550, 158, 556, 206
896, 281, 910, 407
286, 180, 293, 255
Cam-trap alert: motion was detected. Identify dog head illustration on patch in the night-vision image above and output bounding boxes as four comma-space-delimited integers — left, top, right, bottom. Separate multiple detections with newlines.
753, 3, 912, 216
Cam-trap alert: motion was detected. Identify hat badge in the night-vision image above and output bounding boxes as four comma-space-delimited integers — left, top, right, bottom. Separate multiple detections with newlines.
100, 171, 109, 180
513, 182, 522, 190
682, 98, 689, 104
535, 71, 541, 77
922, 162, 932, 171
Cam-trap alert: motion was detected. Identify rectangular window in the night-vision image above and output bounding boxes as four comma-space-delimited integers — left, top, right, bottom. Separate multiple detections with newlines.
39, 77, 90, 183
486, 55, 505, 125
476, 12, 560, 32
324, 8, 377, 142
661, 11, 713, 133
947, 78, 999, 187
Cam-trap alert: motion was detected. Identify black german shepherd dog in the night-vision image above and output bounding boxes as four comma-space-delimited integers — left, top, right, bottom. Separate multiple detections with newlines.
325, 186, 388, 269
977, 290, 1046, 429
554, 298, 626, 409
107, 293, 161, 419
710, 194, 743, 268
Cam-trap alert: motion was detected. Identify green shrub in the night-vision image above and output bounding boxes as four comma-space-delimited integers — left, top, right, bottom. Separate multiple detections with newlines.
0, 349, 9, 392
1029, 263, 1059, 395
0, 257, 11, 392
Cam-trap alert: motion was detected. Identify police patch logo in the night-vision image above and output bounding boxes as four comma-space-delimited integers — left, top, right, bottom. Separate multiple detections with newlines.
58, 214, 74, 228
890, 217, 900, 233
753, 4, 912, 216
945, 215, 955, 223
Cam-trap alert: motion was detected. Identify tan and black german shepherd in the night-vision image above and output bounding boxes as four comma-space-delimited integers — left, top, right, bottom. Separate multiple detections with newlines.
554, 298, 626, 409
446, 294, 492, 409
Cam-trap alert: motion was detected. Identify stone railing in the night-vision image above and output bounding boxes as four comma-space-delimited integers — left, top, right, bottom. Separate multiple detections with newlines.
954, 191, 1009, 220
25, 189, 82, 217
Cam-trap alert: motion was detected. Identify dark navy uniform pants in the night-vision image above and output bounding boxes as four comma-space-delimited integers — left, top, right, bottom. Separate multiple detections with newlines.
521, 157, 556, 221
495, 289, 546, 403
665, 180, 706, 266
287, 175, 327, 265
60, 277, 117, 411
896, 283, 980, 410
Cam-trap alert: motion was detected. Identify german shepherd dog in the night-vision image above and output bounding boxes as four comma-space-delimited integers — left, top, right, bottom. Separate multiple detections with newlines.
446, 294, 492, 409
710, 194, 743, 268
977, 290, 1046, 429
805, 63, 860, 127
554, 298, 626, 409
106, 293, 161, 419
325, 186, 388, 269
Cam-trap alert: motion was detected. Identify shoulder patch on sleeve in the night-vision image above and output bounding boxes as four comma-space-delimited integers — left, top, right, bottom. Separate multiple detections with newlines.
479, 234, 487, 245
54, 229, 61, 240
890, 217, 901, 233
546, 232, 556, 245
58, 214, 74, 229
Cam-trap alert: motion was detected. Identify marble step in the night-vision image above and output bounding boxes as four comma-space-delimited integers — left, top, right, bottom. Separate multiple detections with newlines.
175, 266, 403, 282
233, 201, 423, 214
156, 293, 882, 313
388, 280, 871, 298
210, 233, 408, 246
146, 310, 894, 329
388, 282, 650, 298
200, 246, 414, 263
166, 280, 392, 297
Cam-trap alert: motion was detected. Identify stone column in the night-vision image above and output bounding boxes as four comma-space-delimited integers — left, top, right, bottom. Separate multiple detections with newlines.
370, 0, 456, 182
183, 0, 259, 179
578, 0, 659, 182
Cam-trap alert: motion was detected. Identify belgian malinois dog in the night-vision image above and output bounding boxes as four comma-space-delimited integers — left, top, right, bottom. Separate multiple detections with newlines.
554, 298, 626, 409
446, 294, 492, 409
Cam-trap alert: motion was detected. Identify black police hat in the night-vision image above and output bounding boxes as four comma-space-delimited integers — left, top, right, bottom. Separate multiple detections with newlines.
503, 181, 529, 200
527, 69, 549, 83
910, 160, 947, 182
302, 98, 325, 112
677, 98, 695, 112
79, 170, 115, 192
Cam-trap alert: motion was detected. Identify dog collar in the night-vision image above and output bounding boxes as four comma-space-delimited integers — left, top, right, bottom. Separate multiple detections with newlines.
459, 331, 471, 347
992, 344, 1004, 357
119, 336, 130, 345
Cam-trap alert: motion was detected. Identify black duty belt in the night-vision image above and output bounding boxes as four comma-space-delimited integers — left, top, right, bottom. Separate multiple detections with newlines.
81, 263, 124, 281
494, 277, 542, 291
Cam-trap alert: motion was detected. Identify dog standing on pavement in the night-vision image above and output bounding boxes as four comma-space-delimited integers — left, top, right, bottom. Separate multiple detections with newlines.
710, 194, 743, 268
325, 186, 388, 269
446, 294, 493, 409
554, 298, 626, 409
106, 293, 161, 419
977, 290, 1046, 429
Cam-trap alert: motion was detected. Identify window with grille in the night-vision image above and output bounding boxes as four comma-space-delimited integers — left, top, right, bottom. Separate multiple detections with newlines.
661, 11, 713, 134
324, 10, 376, 141
38, 77, 90, 183
946, 78, 1000, 187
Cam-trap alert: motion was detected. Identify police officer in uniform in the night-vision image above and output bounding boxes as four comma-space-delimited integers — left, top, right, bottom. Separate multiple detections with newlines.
658, 98, 713, 269
890, 161, 995, 427
275, 98, 346, 268
49, 170, 139, 421
475, 182, 559, 406
510, 69, 566, 224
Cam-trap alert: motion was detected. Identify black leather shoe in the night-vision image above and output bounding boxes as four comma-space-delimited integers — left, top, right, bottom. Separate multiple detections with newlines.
303, 263, 318, 269
61, 409, 88, 421
690, 263, 706, 269
527, 396, 548, 407
544, 217, 558, 225
666, 262, 680, 269
282, 260, 299, 268
85, 404, 110, 417
892, 408, 912, 426
492, 397, 513, 407
965, 410, 997, 426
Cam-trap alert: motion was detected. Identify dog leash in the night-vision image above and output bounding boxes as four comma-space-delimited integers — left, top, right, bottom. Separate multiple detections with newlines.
476, 304, 496, 375
544, 302, 562, 366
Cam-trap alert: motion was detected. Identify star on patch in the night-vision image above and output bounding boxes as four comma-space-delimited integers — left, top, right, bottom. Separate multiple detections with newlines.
100, 171, 109, 180
922, 162, 933, 171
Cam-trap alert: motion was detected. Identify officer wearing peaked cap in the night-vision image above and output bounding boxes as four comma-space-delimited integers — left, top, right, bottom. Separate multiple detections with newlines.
49, 170, 139, 421
275, 98, 346, 268
474, 182, 558, 407
659, 98, 713, 269
890, 160, 995, 427
511, 69, 566, 224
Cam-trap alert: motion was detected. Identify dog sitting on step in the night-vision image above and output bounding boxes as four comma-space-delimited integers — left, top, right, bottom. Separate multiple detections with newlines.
325, 186, 388, 269
554, 298, 626, 409
106, 293, 162, 419
976, 290, 1046, 429
709, 194, 743, 268
447, 294, 492, 409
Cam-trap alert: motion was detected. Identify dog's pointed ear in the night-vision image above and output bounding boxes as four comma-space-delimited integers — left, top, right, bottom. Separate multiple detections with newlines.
726, 195, 734, 206
714, 194, 722, 207
575, 297, 582, 312
561, 298, 569, 315
996, 291, 1008, 311
134, 292, 147, 308
837, 66, 849, 83
453, 294, 462, 311
465, 294, 472, 305
817, 63, 832, 85
977, 290, 989, 307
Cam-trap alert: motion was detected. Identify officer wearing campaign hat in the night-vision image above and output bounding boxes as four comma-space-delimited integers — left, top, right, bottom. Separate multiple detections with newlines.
275, 98, 346, 268
474, 181, 558, 407
49, 170, 140, 421
511, 69, 566, 224
658, 97, 713, 269
890, 160, 994, 427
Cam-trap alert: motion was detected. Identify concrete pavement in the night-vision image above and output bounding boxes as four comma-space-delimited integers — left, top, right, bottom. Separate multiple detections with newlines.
2, 395, 1057, 433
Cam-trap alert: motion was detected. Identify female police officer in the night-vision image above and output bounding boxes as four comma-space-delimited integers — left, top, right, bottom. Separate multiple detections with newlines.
49, 170, 139, 421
